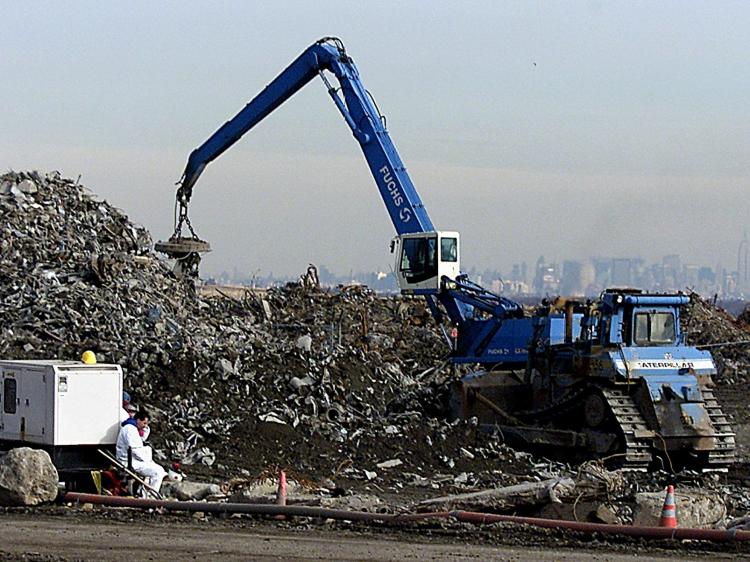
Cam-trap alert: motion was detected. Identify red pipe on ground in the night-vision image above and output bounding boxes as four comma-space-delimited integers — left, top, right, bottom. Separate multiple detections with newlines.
63, 492, 750, 543
63, 493, 446, 523
451, 511, 750, 542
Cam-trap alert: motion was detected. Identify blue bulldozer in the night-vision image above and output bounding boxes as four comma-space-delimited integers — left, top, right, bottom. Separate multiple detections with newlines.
156, 38, 734, 470
459, 290, 735, 469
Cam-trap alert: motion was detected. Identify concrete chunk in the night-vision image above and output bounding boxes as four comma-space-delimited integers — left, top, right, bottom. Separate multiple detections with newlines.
0, 448, 59, 506
633, 490, 726, 528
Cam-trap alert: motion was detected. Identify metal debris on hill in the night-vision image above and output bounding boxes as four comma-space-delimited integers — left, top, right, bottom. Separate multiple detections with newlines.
684, 293, 750, 384
0, 170, 453, 477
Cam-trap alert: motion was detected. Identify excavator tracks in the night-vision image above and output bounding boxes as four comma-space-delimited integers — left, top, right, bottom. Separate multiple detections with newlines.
601, 388, 653, 470
700, 387, 736, 468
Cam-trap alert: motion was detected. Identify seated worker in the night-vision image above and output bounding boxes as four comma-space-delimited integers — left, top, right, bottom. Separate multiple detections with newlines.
120, 393, 150, 441
116, 410, 165, 494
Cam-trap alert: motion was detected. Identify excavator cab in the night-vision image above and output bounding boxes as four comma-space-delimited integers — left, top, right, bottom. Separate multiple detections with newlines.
392, 231, 460, 294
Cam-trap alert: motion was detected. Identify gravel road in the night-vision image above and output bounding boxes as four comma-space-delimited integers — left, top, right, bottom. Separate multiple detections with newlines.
0, 513, 744, 562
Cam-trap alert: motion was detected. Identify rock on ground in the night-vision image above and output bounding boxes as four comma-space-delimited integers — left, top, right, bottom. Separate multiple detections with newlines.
633, 489, 726, 528
165, 480, 222, 501
0, 447, 59, 506
538, 501, 620, 524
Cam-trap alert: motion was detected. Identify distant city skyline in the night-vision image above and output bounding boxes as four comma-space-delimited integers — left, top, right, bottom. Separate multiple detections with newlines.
209, 245, 750, 300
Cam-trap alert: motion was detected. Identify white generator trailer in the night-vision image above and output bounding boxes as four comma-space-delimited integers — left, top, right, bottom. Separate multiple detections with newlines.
0, 360, 122, 474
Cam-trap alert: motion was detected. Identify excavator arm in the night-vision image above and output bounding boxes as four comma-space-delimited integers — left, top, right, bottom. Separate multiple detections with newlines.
174, 37, 432, 236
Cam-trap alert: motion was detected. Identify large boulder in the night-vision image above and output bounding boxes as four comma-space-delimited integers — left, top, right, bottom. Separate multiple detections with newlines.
633, 489, 726, 528
0, 447, 59, 506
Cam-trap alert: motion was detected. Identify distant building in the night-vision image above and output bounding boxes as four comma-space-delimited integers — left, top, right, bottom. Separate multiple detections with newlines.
533, 256, 560, 295
662, 254, 681, 290
611, 258, 632, 287
561, 260, 583, 296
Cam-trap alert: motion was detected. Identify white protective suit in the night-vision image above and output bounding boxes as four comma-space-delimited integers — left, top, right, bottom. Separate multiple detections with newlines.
116, 422, 165, 492
120, 408, 150, 441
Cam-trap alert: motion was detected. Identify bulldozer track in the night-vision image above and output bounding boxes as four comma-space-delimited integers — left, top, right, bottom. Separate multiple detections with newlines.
700, 388, 736, 467
515, 384, 652, 468
485, 381, 734, 472
601, 387, 653, 469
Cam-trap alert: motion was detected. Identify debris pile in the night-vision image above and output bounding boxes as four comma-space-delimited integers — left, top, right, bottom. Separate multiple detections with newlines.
684, 294, 750, 385
0, 170, 457, 479
683, 294, 750, 469
418, 460, 626, 512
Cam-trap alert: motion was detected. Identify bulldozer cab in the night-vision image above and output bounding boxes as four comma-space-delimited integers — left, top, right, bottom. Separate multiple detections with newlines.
597, 290, 686, 348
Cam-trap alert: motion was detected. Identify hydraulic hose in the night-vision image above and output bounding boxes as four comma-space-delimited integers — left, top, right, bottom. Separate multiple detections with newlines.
63, 493, 750, 543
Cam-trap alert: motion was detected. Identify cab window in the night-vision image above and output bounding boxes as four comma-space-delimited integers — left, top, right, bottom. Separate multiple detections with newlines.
633, 312, 675, 346
400, 237, 438, 283
440, 237, 458, 262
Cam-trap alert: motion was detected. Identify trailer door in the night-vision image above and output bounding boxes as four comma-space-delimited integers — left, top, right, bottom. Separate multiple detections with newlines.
20, 368, 48, 442
1, 369, 19, 439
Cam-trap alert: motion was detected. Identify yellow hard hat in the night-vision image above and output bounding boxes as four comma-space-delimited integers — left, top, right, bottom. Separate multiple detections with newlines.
81, 350, 97, 365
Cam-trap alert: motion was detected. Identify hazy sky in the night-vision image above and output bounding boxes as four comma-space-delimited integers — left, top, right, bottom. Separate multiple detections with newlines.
2, 1, 748, 278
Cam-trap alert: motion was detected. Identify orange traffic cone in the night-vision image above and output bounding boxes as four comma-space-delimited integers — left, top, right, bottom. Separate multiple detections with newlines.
273, 470, 287, 521
276, 470, 287, 506
659, 484, 677, 528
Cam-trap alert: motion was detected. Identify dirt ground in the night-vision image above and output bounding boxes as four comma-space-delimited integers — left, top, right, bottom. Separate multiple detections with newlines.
1, 509, 748, 562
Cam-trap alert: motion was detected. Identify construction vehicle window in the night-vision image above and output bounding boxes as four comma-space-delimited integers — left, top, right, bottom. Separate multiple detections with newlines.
633, 312, 675, 346
400, 237, 438, 282
3, 378, 16, 414
441, 237, 458, 262
599, 316, 610, 344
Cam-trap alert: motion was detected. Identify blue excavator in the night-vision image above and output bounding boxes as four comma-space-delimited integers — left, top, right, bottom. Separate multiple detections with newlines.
156, 38, 734, 469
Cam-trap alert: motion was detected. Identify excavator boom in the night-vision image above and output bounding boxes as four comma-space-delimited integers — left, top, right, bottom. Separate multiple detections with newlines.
175, 37, 432, 236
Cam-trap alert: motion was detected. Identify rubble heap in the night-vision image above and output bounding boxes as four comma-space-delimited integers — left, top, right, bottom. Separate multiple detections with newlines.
684, 294, 750, 385
0, 171, 197, 357
5, 171, 750, 509
0, 170, 464, 478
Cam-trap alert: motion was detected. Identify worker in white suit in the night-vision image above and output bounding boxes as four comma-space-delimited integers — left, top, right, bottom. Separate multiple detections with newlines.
120, 392, 149, 441
116, 410, 165, 493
